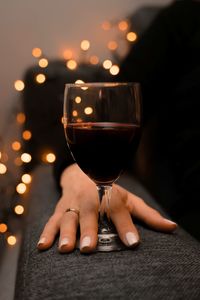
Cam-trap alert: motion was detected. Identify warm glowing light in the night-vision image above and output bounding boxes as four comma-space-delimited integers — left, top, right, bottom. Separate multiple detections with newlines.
14, 157, 23, 166
36, 74, 46, 84
108, 41, 118, 51
16, 112, 26, 124
21, 153, 32, 163
126, 31, 137, 42
118, 20, 129, 31
14, 80, 25, 91
75, 80, 84, 84
12, 141, 21, 151
16, 183, 27, 194
75, 96, 81, 104
77, 118, 83, 123
80, 40, 90, 51
46, 153, 56, 163
14, 205, 24, 215
110, 65, 120, 75
66, 59, 77, 70
89, 55, 99, 65
22, 130, 32, 140
21, 173, 32, 184
102, 21, 111, 31
32, 47, 42, 58
0, 223, 7, 233
0, 163, 7, 174
72, 110, 78, 117
103, 59, 112, 69
39, 58, 48, 68
63, 49, 73, 60
7, 235, 17, 246
84, 107, 93, 115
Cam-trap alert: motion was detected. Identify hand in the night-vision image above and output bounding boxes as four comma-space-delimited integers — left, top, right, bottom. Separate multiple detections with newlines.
37, 164, 177, 253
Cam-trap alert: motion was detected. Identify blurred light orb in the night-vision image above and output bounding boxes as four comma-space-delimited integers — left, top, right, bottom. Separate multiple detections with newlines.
32, 47, 42, 58
63, 49, 73, 60
84, 107, 93, 115
36, 74, 46, 84
118, 20, 129, 31
21, 153, 32, 163
103, 59, 112, 69
39, 58, 48, 68
16, 183, 27, 194
80, 40, 90, 51
12, 141, 21, 151
89, 55, 99, 65
102, 21, 111, 31
0, 223, 7, 233
14, 205, 24, 215
108, 41, 118, 51
66, 59, 77, 70
7, 235, 17, 246
22, 130, 32, 140
46, 153, 56, 163
126, 32, 137, 42
14, 157, 23, 166
72, 110, 78, 117
14, 80, 25, 91
21, 173, 32, 184
110, 65, 120, 75
75, 96, 81, 104
16, 112, 26, 124
0, 163, 7, 174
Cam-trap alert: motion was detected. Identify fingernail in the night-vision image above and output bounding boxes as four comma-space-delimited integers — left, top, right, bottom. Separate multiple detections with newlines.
59, 238, 69, 249
37, 237, 46, 246
125, 232, 138, 246
80, 236, 91, 250
164, 218, 177, 225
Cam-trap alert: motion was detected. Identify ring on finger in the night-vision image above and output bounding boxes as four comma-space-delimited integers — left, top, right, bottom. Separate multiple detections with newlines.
65, 208, 80, 217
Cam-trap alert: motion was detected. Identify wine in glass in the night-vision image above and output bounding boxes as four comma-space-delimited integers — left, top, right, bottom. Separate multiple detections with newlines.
63, 82, 141, 251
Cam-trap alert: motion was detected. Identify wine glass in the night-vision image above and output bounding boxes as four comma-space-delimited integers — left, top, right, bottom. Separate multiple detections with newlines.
63, 82, 142, 251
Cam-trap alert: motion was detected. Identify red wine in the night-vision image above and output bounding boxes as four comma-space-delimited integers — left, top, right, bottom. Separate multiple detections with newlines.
65, 122, 140, 185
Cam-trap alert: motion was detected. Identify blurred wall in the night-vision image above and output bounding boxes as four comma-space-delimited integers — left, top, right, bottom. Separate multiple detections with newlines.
0, 0, 172, 133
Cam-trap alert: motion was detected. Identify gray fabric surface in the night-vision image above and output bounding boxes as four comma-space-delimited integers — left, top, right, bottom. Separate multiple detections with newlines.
14, 165, 200, 300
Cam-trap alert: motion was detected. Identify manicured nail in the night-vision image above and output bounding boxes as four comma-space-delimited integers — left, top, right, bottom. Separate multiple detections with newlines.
164, 218, 177, 225
59, 238, 69, 249
80, 236, 91, 250
37, 237, 46, 246
125, 232, 138, 246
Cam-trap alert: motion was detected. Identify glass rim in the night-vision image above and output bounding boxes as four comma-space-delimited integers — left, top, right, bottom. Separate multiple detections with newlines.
64, 82, 140, 88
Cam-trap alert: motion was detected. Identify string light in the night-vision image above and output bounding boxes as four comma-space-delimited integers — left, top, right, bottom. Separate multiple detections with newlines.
7, 235, 17, 246
110, 65, 120, 75
0, 223, 7, 233
14, 80, 25, 91
32, 47, 42, 58
21, 153, 32, 163
66, 59, 77, 70
38, 58, 48, 68
103, 59, 112, 69
21, 173, 32, 184
126, 32, 137, 42
0, 163, 7, 174
80, 40, 90, 51
14, 205, 24, 215
16, 112, 26, 124
16, 183, 27, 194
22, 130, 32, 140
36, 74, 46, 84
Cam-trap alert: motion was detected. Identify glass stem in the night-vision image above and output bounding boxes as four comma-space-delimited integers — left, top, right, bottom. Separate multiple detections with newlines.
96, 185, 113, 233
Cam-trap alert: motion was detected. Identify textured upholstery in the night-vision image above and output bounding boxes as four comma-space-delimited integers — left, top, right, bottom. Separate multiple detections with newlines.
14, 165, 200, 300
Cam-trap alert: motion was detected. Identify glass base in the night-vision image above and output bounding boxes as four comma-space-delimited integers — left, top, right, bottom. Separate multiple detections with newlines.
97, 232, 127, 252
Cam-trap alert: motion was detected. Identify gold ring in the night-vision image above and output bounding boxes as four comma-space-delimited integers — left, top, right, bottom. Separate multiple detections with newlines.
65, 208, 79, 217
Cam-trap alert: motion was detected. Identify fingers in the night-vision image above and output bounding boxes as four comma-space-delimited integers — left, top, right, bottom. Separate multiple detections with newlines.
37, 212, 62, 250
127, 192, 177, 233
110, 205, 139, 248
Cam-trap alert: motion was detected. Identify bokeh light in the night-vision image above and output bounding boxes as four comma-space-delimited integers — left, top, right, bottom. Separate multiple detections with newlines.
12, 141, 21, 151
103, 59, 112, 69
0, 223, 7, 233
118, 20, 129, 31
80, 40, 90, 51
21, 153, 32, 163
22, 130, 32, 140
102, 21, 111, 31
72, 110, 78, 117
16, 183, 27, 194
84, 107, 93, 115
14, 80, 25, 91
36, 74, 46, 84
21, 173, 32, 184
109, 65, 120, 75
46, 153, 56, 163
16, 112, 26, 124
89, 55, 99, 65
14, 205, 24, 215
63, 49, 73, 60
0, 163, 7, 174
7, 235, 17, 246
32, 47, 42, 58
126, 32, 137, 42
108, 41, 118, 51
75, 96, 81, 104
66, 59, 77, 70
38, 58, 48, 68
